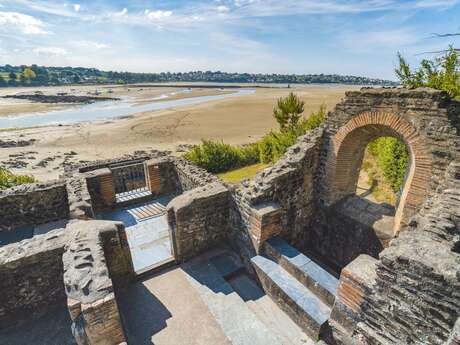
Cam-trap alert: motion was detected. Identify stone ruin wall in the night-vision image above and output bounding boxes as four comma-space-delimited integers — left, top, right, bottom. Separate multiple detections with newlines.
227, 127, 324, 272
0, 181, 70, 232
0, 87, 458, 345
329, 161, 460, 345
0, 227, 69, 328
311, 88, 460, 270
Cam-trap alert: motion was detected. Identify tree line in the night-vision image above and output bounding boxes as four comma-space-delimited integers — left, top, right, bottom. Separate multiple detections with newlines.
0, 64, 398, 87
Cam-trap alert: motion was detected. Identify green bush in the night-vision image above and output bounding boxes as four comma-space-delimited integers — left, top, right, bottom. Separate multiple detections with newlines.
258, 130, 298, 163
0, 168, 35, 190
259, 104, 326, 163
184, 102, 326, 173
183, 140, 259, 173
368, 137, 410, 193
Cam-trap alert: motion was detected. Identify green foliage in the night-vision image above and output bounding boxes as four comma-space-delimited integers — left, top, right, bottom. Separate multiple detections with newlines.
259, 104, 326, 163
184, 101, 326, 174
367, 137, 410, 193
273, 92, 305, 131
183, 140, 259, 173
22, 67, 36, 80
395, 47, 460, 99
258, 130, 298, 163
0, 168, 36, 190
0, 64, 397, 88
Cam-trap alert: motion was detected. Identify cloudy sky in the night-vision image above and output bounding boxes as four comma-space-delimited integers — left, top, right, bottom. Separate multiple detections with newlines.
0, 0, 459, 79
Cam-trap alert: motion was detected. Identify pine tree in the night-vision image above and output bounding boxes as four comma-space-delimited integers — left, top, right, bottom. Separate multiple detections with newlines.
273, 92, 305, 131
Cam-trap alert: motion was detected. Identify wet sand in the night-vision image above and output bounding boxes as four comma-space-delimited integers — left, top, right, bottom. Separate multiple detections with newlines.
0, 84, 358, 181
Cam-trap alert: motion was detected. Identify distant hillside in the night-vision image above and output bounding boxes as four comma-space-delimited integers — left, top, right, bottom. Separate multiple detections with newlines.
0, 64, 398, 87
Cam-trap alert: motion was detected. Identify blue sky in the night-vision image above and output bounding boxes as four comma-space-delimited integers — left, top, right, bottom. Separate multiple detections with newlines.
0, 0, 459, 80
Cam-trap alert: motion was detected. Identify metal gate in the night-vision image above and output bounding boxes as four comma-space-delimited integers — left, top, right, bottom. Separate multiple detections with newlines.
110, 162, 147, 194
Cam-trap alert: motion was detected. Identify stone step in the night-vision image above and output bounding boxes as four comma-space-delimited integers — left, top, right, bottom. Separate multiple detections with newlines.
227, 273, 314, 345
251, 255, 332, 339
264, 237, 339, 306
183, 255, 285, 345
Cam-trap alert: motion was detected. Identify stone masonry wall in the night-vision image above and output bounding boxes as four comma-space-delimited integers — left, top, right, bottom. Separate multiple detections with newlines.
318, 88, 460, 213
353, 162, 460, 345
63, 220, 134, 345
0, 228, 69, 328
326, 162, 460, 345
230, 127, 324, 256
167, 182, 230, 262
310, 88, 460, 271
0, 181, 70, 232
173, 157, 221, 192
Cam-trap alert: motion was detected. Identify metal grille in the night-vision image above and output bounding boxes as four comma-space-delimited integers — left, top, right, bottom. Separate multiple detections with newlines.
110, 163, 146, 194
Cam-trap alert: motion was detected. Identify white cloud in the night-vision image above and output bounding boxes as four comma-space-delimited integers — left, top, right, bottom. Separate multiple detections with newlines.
73, 4, 80, 12
217, 5, 230, 13
145, 9, 173, 20
74, 40, 109, 49
0, 11, 48, 34
33, 47, 68, 56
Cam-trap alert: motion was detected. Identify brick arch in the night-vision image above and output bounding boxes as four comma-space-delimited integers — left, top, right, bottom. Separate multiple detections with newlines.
326, 111, 432, 232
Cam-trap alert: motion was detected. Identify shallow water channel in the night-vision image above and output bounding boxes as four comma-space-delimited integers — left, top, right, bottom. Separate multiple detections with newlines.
0, 89, 255, 129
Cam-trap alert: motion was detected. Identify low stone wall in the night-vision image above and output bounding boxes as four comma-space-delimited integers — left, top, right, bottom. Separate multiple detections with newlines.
63, 220, 134, 345
66, 174, 94, 220
0, 181, 70, 232
173, 157, 220, 192
167, 182, 230, 262
0, 228, 69, 328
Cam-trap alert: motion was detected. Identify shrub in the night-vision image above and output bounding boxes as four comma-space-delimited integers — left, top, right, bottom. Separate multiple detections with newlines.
0, 168, 35, 190
183, 140, 259, 173
184, 100, 326, 173
368, 137, 410, 193
259, 104, 326, 163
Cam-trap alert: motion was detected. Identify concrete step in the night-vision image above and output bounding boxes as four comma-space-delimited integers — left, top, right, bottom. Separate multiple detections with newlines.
227, 273, 314, 345
251, 255, 332, 340
264, 237, 338, 306
183, 255, 285, 345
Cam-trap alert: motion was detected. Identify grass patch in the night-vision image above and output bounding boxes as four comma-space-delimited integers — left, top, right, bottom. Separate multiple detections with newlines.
217, 163, 270, 184
0, 168, 36, 190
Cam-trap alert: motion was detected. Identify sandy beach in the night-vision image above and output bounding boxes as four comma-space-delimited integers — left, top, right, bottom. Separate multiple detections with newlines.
0, 84, 358, 181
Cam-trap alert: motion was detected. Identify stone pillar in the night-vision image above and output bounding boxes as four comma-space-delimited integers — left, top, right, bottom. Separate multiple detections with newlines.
249, 202, 284, 252
145, 160, 161, 194
67, 293, 126, 345
329, 254, 378, 345
86, 168, 116, 212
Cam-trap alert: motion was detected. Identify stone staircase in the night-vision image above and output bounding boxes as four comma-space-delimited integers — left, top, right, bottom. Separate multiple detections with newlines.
183, 251, 315, 345
251, 237, 339, 340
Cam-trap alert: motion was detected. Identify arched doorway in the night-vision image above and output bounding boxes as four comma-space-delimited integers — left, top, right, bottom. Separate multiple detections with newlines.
325, 111, 432, 232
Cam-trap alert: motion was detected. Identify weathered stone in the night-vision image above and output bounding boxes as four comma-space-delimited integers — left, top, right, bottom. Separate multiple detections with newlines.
167, 182, 230, 262
0, 181, 69, 232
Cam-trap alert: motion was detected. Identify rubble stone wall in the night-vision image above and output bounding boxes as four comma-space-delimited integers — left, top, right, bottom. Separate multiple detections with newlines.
167, 182, 230, 262
353, 162, 460, 345
229, 127, 324, 268
63, 220, 134, 345
311, 88, 460, 270
173, 157, 221, 192
0, 228, 68, 328
0, 181, 69, 232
